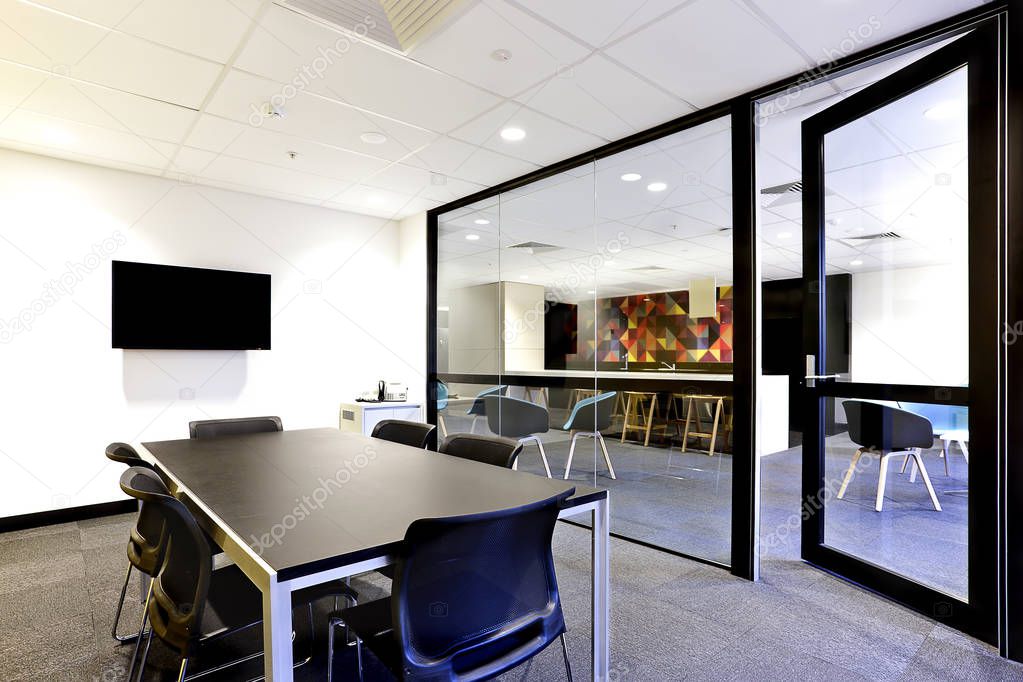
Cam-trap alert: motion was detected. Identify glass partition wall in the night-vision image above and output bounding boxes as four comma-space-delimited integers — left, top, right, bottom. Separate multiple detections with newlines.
434, 116, 735, 565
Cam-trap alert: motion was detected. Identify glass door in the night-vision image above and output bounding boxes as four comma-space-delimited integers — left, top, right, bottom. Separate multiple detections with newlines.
800, 25, 999, 642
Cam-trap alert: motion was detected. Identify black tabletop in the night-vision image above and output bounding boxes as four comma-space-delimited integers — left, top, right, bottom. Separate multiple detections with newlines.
142, 428, 606, 580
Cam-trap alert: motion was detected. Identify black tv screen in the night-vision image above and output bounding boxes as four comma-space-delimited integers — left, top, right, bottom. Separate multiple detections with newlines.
112, 261, 271, 350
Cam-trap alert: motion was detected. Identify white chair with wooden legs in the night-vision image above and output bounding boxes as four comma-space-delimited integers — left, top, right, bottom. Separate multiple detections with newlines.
837, 400, 942, 512
562, 392, 617, 480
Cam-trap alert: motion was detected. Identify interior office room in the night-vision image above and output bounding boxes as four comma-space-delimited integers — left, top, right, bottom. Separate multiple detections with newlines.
2, 1, 1023, 681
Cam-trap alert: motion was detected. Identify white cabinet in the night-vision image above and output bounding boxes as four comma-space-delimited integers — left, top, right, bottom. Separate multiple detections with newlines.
339, 402, 423, 436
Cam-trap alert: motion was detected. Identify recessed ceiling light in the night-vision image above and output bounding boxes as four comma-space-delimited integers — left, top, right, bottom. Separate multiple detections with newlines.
778, 231, 793, 239
520, 275, 529, 280
500, 127, 526, 142
647, 182, 667, 192
620, 173, 642, 182
924, 100, 964, 121
491, 49, 512, 62
465, 234, 480, 241
474, 218, 490, 225
360, 131, 388, 144
587, 290, 596, 295
850, 259, 864, 266
367, 194, 385, 205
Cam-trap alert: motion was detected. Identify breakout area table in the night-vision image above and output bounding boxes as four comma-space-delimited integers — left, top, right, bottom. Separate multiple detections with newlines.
138, 428, 611, 681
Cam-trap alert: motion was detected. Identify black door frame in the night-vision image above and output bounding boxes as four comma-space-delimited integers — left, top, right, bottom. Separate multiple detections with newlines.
800, 24, 1002, 643
425, 0, 1014, 653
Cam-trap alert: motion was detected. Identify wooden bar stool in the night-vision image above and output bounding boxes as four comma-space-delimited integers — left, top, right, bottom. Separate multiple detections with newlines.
620, 391, 659, 447
681, 395, 732, 456
523, 386, 549, 408
567, 388, 599, 411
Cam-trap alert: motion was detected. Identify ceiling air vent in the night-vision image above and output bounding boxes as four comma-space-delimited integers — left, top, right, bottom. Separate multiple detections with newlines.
839, 232, 903, 247
761, 180, 803, 208
280, 0, 469, 52
508, 241, 560, 255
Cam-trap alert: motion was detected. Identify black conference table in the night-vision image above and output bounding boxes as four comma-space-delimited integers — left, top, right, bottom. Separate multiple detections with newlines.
138, 428, 610, 681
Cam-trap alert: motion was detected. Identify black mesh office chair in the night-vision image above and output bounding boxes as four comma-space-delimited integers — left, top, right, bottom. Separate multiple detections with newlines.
838, 400, 941, 512
371, 419, 436, 449
329, 489, 575, 682
483, 395, 552, 478
188, 416, 283, 439
119, 467, 358, 682
438, 433, 523, 469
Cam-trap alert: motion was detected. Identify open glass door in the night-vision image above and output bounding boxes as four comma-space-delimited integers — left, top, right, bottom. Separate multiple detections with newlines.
800, 24, 1000, 642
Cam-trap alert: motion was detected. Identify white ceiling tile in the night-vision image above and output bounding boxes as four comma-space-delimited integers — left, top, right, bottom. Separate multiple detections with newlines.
184, 114, 248, 153
206, 69, 436, 160
326, 185, 437, 219
363, 163, 486, 203
748, 0, 985, 66
604, 0, 808, 107
73, 31, 223, 108
512, 0, 683, 48
220, 127, 389, 182
517, 55, 692, 141
17, 77, 197, 143
0, 109, 174, 169
168, 146, 218, 177
0, 0, 109, 70
410, 1, 588, 97
199, 154, 349, 201
116, 0, 254, 63
26, 0, 141, 26
0, 61, 48, 107
450, 101, 605, 166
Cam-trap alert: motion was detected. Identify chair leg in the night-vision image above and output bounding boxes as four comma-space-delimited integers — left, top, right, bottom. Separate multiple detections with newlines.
942, 440, 950, 476
707, 398, 722, 457
960, 440, 969, 462
438, 413, 448, 438
127, 579, 153, 682
560, 633, 573, 682
111, 563, 137, 642
177, 658, 190, 682
681, 398, 694, 453
564, 432, 580, 480
912, 450, 943, 512
134, 625, 154, 682
900, 452, 910, 474
875, 452, 892, 512
643, 395, 657, 447
907, 449, 919, 483
535, 437, 552, 478
837, 448, 863, 499
620, 395, 633, 443
597, 433, 616, 479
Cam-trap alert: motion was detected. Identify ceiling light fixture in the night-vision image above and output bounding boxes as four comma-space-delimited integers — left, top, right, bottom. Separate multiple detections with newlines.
474, 218, 490, 225
924, 99, 964, 121
620, 173, 642, 182
647, 182, 667, 192
491, 49, 512, 62
587, 290, 596, 295
465, 234, 480, 241
500, 127, 526, 142
520, 275, 530, 280
360, 131, 388, 144
850, 259, 864, 266
778, 231, 792, 239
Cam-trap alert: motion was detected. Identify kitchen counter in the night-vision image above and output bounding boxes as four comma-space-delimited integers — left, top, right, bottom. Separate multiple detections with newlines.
500, 369, 732, 382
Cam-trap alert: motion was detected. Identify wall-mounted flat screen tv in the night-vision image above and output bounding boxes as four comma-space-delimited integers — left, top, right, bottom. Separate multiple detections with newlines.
112, 260, 271, 350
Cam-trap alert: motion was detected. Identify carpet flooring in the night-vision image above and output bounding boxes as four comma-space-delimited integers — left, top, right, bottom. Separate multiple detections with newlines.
0, 512, 1018, 681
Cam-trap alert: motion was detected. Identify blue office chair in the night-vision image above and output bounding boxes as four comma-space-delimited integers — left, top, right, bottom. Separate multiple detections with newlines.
899, 402, 969, 475
435, 380, 450, 437
562, 392, 617, 480
466, 385, 508, 433
332, 489, 575, 682
484, 395, 553, 478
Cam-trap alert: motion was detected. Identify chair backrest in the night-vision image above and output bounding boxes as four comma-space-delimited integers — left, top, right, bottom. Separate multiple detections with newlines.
439, 433, 523, 469
466, 385, 508, 416
436, 380, 449, 412
483, 395, 550, 439
391, 489, 573, 680
120, 467, 213, 657
118, 466, 171, 576
563, 391, 616, 432
843, 400, 934, 451
188, 416, 283, 439
898, 402, 969, 434
371, 419, 437, 449
105, 442, 156, 471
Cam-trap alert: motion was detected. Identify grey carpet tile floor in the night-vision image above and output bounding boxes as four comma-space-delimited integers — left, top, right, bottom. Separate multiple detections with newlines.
0, 513, 1019, 681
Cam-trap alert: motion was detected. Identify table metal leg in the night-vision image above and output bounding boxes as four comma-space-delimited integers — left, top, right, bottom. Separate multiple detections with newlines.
592, 497, 610, 681
263, 576, 294, 681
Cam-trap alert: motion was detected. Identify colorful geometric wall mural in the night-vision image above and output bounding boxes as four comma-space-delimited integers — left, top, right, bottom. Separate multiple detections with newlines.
560, 287, 733, 367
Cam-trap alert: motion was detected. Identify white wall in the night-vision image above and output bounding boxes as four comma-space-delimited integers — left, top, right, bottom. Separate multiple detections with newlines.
0, 148, 426, 519
850, 263, 969, 386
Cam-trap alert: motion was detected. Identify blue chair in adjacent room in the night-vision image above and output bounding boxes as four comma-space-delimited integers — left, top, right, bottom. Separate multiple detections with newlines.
435, 379, 450, 437
899, 402, 969, 475
330, 490, 575, 682
466, 385, 508, 433
483, 394, 553, 478
562, 392, 617, 480
838, 400, 942, 512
